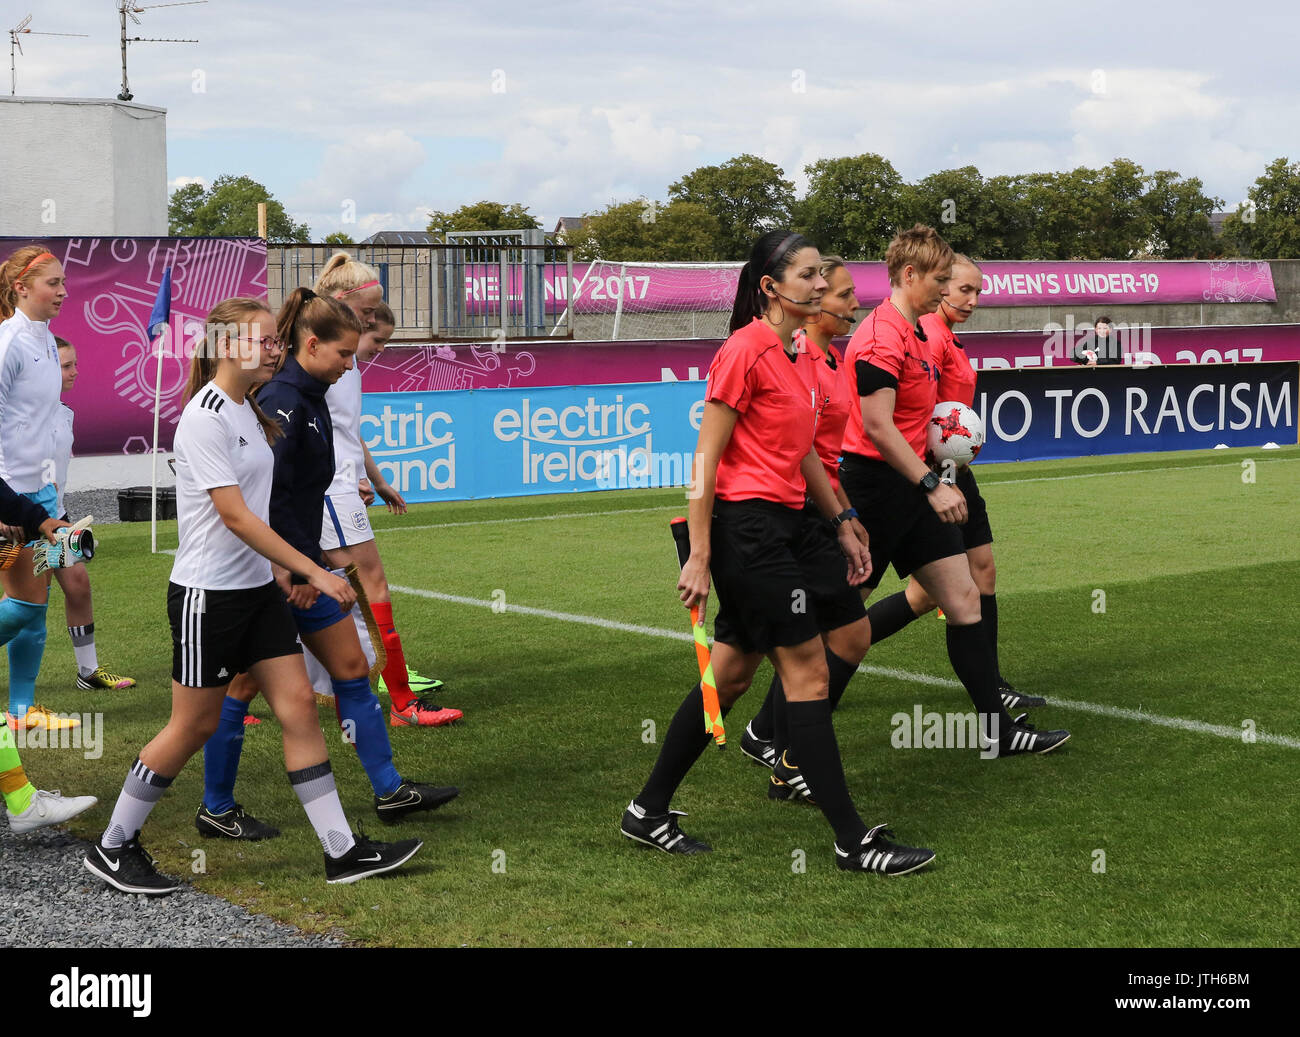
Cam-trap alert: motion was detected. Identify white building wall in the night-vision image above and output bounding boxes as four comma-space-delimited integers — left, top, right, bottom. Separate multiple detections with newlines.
0, 97, 167, 236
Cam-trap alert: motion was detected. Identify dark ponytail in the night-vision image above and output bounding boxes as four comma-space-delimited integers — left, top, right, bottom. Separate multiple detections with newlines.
276, 286, 365, 361
728, 230, 814, 334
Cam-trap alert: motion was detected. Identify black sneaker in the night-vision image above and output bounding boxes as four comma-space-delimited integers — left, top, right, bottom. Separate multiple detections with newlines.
835, 823, 936, 876
767, 773, 800, 802
620, 801, 711, 855
771, 751, 816, 804
739, 723, 778, 769
999, 713, 1070, 756
325, 830, 423, 884
999, 681, 1047, 710
195, 803, 280, 841
82, 834, 182, 895
374, 780, 460, 823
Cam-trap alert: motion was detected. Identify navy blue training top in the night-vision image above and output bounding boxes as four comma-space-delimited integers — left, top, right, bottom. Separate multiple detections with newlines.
257, 352, 336, 577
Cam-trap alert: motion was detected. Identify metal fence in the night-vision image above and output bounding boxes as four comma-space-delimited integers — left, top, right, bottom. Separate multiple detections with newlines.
266, 240, 575, 342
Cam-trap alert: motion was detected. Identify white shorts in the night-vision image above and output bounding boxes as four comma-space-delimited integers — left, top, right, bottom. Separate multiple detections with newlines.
320, 491, 375, 552
303, 599, 377, 698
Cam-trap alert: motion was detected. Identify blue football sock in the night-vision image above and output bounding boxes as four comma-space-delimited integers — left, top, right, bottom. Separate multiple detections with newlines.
201, 696, 248, 814
333, 675, 402, 798
4, 600, 48, 716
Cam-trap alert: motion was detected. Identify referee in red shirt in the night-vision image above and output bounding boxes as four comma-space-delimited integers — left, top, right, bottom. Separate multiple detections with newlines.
838, 227, 1069, 756
620, 231, 934, 875
862, 254, 1046, 712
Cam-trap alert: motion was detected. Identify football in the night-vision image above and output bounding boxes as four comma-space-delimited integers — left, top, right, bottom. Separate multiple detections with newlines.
927, 401, 985, 468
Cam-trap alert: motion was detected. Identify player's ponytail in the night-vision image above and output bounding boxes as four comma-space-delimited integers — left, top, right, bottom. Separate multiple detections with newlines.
188, 297, 284, 443
276, 287, 365, 357
1, 246, 57, 320
312, 251, 381, 298
729, 230, 813, 334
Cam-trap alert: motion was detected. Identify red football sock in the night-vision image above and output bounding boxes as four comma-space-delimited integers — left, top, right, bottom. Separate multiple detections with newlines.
370, 600, 414, 711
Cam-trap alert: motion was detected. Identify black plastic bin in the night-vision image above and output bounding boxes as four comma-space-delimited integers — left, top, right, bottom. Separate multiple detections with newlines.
117, 487, 177, 522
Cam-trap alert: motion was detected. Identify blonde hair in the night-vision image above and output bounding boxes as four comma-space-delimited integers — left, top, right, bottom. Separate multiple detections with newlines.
819, 254, 847, 279
885, 225, 954, 286
313, 252, 381, 297
185, 297, 283, 443
1, 246, 58, 320
950, 252, 982, 275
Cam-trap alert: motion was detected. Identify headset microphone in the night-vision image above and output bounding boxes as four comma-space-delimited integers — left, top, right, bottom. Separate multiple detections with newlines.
771, 289, 819, 306
822, 308, 857, 325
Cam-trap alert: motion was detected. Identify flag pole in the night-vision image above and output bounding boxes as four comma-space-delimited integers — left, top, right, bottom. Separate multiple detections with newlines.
150, 326, 165, 554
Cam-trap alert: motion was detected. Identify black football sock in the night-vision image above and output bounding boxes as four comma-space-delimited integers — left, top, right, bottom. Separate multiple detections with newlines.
636, 684, 730, 815
826, 647, 859, 711
750, 679, 776, 743
980, 594, 1001, 683
865, 591, 920, 647
786, 699, 869, 849
772, 675, 788, 755
945, 620, 1013, 740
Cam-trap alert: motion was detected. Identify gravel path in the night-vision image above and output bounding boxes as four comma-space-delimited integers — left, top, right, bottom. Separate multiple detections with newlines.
0, 822, 344, 948
64, 489, 138, 525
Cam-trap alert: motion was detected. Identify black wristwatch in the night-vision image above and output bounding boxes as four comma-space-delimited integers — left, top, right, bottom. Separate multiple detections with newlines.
919, 471, 941, 493
831, 507, 858, 528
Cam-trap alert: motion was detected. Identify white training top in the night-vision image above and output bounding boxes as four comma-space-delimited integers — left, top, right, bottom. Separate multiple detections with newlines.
0, 309, 63, 492
325, 363, 366, 497
169, 383, 275, 591
53, 403, 74, 517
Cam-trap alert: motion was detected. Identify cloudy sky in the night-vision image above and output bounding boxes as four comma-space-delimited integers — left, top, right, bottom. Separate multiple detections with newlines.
10, 0, 1297, 238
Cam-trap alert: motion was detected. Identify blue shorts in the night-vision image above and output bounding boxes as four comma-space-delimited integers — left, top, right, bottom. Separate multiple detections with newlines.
289, 572, 351, 633
23, 484, 60, 521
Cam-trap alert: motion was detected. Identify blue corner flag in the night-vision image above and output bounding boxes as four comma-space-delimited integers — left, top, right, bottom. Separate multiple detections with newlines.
148, 267, 173, 343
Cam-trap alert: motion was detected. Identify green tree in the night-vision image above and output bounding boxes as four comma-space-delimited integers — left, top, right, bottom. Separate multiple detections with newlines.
166, 175, 310, 242
1141, 170, 1222, 258
567, 199, 721, 262
797, 153, 905, 260
1222, 157, 1300, 258
668, 155, 795, 260
322, 231, 355, 246
426, 201, 541, 239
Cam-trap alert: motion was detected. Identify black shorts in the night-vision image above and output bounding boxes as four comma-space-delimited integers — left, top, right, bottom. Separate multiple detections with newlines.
956, 466, 993, 550
710, 499, 867, 655
838, 454, 966, 590
168, 580, 302, 688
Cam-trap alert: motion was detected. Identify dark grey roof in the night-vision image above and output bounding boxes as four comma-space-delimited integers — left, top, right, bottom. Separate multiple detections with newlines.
360, 231, 440, 245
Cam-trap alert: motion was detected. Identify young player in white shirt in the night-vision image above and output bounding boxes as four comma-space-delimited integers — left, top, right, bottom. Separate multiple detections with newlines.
82, 297, 423, 894
50, 338, 137, 692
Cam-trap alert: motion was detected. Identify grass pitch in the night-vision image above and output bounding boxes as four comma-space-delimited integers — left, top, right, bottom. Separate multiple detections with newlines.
20, 444, 1300, 947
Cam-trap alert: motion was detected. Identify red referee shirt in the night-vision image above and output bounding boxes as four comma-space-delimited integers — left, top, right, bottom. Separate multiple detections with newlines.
841, 299, 940, 461
708, 318, 818, 509
805, 333, 853, 493
919, 312, 977, 408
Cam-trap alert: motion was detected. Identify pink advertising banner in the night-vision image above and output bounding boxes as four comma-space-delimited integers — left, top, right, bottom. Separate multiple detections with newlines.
1, 236, 268, 455
360, 324, 1300, 393
469, 260, 1276, 315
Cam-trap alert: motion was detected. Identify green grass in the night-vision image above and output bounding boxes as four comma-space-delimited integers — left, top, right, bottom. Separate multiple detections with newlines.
20, 444, 1300, 946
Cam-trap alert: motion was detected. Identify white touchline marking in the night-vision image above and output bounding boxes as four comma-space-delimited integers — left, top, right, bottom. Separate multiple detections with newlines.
374, 504, 679, 534
390, 584, 1300, 751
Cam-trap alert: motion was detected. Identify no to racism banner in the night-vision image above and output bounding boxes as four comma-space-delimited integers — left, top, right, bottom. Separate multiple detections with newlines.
361, 365, 1297, 503
0, 236, 268, 455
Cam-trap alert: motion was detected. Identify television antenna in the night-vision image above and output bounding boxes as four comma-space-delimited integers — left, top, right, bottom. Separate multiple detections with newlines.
9, 14, 89, 96
118, 1, 207, 102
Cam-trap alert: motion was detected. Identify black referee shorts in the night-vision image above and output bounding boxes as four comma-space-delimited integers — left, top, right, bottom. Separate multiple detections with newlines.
956, 465, 993, 550
710, 499, 867, 655
838, 454, 966, 590
167, 580, 302, 688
